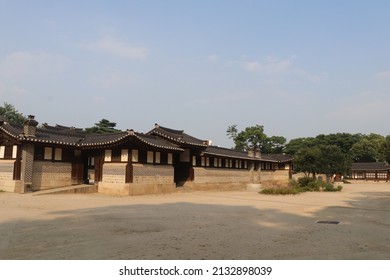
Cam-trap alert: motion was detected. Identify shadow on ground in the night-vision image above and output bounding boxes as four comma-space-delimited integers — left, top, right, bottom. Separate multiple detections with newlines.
0, 190, 389, 260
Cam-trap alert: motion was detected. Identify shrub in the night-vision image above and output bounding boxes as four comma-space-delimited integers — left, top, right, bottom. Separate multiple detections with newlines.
297, 176, 316, 187
261, 177, 343, 195
323, 184, 343, 192
260, 186, 301, 195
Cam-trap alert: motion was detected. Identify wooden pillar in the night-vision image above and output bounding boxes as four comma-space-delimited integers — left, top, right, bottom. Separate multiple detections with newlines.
94, 156, 103, 183
13, 145, 22, 180
125, 162, 133, 183
71, 150, 84, 185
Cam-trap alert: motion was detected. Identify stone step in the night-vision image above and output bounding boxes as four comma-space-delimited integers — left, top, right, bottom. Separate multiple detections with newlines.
31, 184, 98, 196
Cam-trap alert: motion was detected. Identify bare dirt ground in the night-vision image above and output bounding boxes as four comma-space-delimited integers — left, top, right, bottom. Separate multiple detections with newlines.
0, 182, 389, 260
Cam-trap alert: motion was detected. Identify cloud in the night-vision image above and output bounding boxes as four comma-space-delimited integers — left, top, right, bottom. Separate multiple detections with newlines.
80, 37, 148, 60
87, 72, 136, 89
240, 55, 327, 84
0, 84, 30, 99
330, 91, 390, 133
243, 56, 292, 74
0, 51, 70, 79
375, 70, 390, 79
207, 54, 219, 63
292, 68, 327, 83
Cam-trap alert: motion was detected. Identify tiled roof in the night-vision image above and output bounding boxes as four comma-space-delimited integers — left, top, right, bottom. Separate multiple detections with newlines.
262, 153, 294, 163
0, 122, 183, 151
350, 162, 390, 171
131, 131, 184, 151
204, 146, 293, 163
148, 124, 208, 147
41, 123, 86, 134
204, 146, 253, 160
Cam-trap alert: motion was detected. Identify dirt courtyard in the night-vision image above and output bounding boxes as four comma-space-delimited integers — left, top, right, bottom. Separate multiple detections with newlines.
0, 182, 389, 260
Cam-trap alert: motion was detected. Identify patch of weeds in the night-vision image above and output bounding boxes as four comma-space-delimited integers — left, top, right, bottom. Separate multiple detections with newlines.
260, 177, 343, 195
323, 184, 343, 192
260, 186, 301, 195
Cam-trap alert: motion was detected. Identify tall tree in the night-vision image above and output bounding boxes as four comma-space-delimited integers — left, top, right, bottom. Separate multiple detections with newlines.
350, 136, 385, 162
226, 124, 286, 153
0, 102, 26, 125
85, 119, 121, 134
383, 135, 390, 163
293, 145, 349, 179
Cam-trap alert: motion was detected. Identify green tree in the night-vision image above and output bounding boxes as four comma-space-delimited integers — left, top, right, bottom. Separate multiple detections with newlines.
316, 145, 350, 178
85, 119, 121, 134
383, 135, 390, 163
350, 136, 385, 162
294, 145, 349, 179
293, 146, 321, 177
226, 124, 286, 153
285, 137, 316, 156
0, 102, 26, 125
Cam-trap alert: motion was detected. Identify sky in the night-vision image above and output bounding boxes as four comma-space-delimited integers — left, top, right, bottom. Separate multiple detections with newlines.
0, 0, 389, 148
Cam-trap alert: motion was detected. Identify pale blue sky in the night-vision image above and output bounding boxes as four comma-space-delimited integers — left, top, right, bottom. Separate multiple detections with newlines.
1, 1, 389, 147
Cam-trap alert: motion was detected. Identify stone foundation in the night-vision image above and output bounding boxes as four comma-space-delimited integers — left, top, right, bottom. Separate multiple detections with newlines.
98, 163, 176, 196
32, 161, 72, 191
261, 169, 290, 187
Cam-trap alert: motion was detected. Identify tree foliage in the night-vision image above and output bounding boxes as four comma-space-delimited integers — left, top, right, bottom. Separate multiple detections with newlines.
226, 124, 286, 153
293, 145, 349, 178
85, 119, 121, 134
0, 102, 26, 125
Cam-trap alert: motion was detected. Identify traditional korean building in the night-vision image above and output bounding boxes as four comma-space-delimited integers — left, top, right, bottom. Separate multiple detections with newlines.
0, 115, 293, 195
349, 162, 390, 182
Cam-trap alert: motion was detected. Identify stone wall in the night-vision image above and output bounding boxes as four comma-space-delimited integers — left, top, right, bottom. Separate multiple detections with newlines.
32, 161, 72, 191
98, 163, 175, 196
186, 167, 250, 191
102, 162, 127, 184
261, 169, 290, 187
0, 160, 20, 192
133, 163, 174, 184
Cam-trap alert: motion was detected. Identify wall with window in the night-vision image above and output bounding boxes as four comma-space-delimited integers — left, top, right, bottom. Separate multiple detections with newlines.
0, 145, 21, 192
28, 145, 73, 190
98, 148, 175, 196
192, 155, 248, 170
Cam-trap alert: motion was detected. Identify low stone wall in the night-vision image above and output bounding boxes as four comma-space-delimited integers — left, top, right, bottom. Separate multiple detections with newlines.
261, 169, 290, 187
32, 161, 72, 191
102, 162, 126, 184
98, 163, 175, 196
133, 164, 174, 185
188, 167, 250, 191
0, 160, 19, 192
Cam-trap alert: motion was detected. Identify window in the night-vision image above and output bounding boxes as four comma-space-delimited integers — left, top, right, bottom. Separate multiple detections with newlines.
0, 146, 5, 158
0, 146, 14, 159
44, 147, 52, 160
155, 152, 161, 164
12, 146, 17, 159
121, 149, 128, 162
54, 148, 62, 161
147, 151, 154, 163
104, 150, 112, 162
132, 149, 139, 162
167, 153, 173, 164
